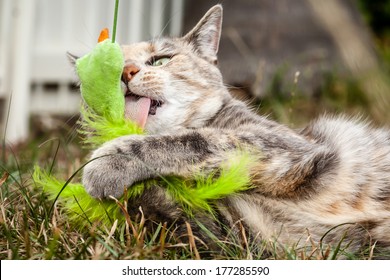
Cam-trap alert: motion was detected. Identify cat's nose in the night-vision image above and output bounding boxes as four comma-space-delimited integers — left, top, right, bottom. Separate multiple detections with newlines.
122, 64, 140, 83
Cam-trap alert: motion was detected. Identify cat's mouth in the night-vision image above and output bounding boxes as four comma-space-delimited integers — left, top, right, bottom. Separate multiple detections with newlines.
124, 90, 164, 129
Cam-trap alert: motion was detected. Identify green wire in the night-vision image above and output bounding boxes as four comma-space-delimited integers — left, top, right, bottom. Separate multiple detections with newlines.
112, 0, 120, 43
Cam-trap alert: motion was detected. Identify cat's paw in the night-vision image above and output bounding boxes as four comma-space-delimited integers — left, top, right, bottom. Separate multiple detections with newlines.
82, 144, 133, 199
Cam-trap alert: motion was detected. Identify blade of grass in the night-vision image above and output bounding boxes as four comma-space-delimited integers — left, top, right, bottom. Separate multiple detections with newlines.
0, 172, 9, 187
96, 236, 119, 258
319, 222, 355, 259
73, 195, 93, 226
1, 165, 37, 221
2, 93, 12, 165
47, 154, 111, 216
38, 138, 61, 175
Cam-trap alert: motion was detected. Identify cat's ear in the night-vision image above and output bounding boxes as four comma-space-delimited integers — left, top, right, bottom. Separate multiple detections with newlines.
67, 52, 79, 66
184, 5, 223, 64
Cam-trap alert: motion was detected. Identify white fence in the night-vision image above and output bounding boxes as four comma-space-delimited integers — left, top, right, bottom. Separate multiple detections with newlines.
0, 0, 184, 143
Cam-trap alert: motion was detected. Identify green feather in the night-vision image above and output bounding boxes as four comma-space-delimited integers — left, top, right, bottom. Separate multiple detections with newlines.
34, 151, 253, 226
165, 151, 255, 215
78, 106, 143, 148
33, 166, 126, 226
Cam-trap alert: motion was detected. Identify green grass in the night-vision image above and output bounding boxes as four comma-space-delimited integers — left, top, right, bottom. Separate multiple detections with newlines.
0, 169, 376, 260
0, 166, 380, 260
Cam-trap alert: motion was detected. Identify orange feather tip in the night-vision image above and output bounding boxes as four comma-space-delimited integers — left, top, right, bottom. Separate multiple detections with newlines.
98, 28, 110, 43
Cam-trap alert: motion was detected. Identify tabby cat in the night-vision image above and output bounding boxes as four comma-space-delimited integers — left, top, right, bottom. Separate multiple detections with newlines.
78, 5, 390, 257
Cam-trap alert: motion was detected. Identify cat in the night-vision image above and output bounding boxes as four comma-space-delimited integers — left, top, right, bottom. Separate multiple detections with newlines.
75, 5, 390, 257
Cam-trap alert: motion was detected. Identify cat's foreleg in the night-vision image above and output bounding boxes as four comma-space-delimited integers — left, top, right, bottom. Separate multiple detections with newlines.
82, 129, 238, 198
82, 126, 338, 200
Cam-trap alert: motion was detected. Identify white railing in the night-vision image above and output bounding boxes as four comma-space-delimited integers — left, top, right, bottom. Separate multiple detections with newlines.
0, 0, 184, 143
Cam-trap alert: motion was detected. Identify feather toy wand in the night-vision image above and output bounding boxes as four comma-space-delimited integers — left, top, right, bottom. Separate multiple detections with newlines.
34, 0, 253, 227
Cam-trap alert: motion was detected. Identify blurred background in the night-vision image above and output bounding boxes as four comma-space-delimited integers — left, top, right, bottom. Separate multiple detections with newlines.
1, 0, 390, 146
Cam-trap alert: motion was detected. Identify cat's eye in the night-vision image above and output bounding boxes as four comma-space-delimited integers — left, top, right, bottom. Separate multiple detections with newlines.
149, 56, 171, 67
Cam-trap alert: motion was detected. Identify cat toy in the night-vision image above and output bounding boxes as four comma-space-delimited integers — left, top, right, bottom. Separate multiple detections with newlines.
33, 0, 253, 227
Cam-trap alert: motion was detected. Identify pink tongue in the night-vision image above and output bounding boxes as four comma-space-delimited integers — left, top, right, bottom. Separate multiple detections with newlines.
125, 96, 151, 129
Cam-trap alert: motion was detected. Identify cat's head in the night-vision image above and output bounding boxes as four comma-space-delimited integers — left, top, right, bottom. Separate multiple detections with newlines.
121, 5, 230, 134
72, 5, 231, 134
